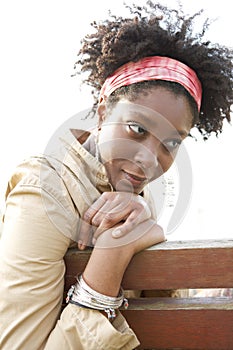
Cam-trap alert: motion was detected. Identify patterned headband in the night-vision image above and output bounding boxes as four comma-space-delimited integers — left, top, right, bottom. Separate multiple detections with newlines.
99, 56, 202, 111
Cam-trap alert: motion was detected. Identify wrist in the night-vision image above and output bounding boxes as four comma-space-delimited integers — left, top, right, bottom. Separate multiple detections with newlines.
83, 244, 133, 297
66, 274, 128, 322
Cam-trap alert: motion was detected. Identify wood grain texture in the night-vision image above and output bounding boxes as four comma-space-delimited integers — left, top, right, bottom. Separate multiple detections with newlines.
64, 239, 233, 290
122, 305, 233, 349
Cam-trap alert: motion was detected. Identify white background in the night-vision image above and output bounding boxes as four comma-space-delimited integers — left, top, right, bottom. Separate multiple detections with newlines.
0, 0, 232, 240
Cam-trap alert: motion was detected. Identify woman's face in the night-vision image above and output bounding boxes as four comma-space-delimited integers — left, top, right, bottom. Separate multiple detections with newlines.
97, 87, 193, 194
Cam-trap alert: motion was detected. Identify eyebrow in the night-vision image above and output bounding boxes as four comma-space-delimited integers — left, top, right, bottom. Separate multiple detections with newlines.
127, 110, 150, 120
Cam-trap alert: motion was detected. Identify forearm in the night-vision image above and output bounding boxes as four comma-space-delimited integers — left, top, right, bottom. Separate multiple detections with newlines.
82, 219, 164, 297
83, 244, 133, 297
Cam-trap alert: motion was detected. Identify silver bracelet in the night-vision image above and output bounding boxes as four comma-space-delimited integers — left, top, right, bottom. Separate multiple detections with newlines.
66, 274, 128, 321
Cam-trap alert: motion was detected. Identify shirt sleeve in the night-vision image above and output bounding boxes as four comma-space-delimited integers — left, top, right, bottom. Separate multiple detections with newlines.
45, 304, 139, 350
0, 173, 139, 349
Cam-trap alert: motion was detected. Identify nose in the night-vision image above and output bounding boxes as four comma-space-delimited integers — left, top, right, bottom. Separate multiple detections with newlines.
133, 143, 159, 170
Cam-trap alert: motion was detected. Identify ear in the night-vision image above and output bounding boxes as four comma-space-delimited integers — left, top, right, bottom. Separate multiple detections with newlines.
97, 101, 107, 128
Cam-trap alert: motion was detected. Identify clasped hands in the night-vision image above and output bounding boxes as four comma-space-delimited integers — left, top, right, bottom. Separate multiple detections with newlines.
78, 191, 164, 250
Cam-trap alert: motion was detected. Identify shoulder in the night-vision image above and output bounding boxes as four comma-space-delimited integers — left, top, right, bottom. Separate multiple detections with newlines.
5, 155, 79, 240
6, 154, 76, 214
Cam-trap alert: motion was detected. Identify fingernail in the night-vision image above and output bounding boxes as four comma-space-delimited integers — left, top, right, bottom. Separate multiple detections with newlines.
112, 229, 121, 238
78, 240, 84, 250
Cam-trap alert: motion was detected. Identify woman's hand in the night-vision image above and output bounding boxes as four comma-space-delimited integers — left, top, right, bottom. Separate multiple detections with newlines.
83, 220, 165, 296
78, 192, 152, 250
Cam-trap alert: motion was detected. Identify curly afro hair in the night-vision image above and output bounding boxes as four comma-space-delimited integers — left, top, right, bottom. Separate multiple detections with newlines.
73, 1, 233, 140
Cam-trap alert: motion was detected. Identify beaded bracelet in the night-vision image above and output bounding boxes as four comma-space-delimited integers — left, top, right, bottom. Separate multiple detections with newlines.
66, 274, 128, 321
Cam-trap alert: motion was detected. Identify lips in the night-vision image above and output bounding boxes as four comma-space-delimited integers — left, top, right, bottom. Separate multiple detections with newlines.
122, 169, 147, 186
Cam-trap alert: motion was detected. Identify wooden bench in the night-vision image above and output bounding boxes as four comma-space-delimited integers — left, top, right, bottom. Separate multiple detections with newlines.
64, 239, 233, 350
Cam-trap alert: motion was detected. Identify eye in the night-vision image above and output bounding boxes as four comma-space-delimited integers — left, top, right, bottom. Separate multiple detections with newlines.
163, 139, 182, 152
127, 122, 147, 135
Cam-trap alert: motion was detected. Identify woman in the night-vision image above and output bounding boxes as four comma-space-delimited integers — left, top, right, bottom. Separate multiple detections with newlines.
0, 1, 232, 349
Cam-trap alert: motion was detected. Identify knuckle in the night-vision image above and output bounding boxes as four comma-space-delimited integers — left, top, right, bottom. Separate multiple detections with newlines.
134, 202, 146, 213
83, 211, 92, 222
91, 214, 101, 226
127, 215, 136, 223
91, 219, 98, 226
103, 212, 115, 223
122, 223, 134, 233
138, 201, 151, 215
101, 192, 112, 200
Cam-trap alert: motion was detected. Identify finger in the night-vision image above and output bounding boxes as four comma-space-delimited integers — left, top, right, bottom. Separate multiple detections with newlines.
93, 212, 135, 242
83, 195, 108, 224
111, 209, 149, 238
91, 199, 128, 227
77, 219, 95, 250
111, 212, 139, 238
90, 192, 134, 227
92, 204, 130, 241
93, 201, 151, 240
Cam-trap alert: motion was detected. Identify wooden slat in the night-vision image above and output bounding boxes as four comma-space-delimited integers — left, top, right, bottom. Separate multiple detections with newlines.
64, 239, 233, 291
121, 297, 233, 350
64, 240, 233, 350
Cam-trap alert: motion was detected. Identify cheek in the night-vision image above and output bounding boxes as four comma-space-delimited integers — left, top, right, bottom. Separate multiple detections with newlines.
98, 136, 137, 162
158, 152, 176, 174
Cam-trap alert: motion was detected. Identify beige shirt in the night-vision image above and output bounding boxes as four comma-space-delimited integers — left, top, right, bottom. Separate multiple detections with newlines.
0, 129, 155, 349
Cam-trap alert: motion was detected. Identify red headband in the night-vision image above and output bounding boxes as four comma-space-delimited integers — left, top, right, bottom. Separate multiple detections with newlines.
99, 56, 202, 111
